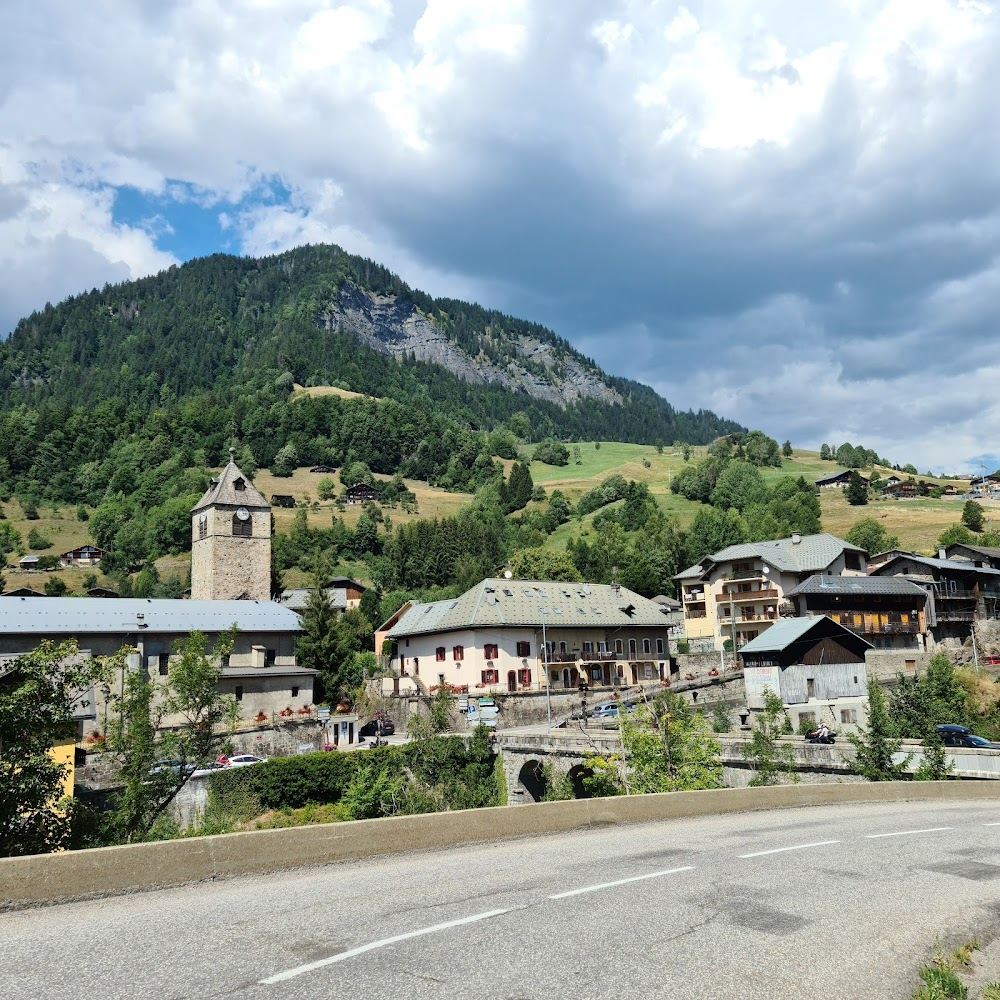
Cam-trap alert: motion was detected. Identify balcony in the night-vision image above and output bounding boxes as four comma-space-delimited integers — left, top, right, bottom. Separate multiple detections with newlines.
935, 590, 976, 601
719, 588, 779, 603
720, 612, 778, 625
836, 619, 920, 636
547, 651, 579, 663
936, 609, 976, 622
683, 592, 706, 602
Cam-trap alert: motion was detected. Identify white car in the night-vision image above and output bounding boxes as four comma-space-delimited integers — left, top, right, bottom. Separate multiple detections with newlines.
225, 754, 267, 768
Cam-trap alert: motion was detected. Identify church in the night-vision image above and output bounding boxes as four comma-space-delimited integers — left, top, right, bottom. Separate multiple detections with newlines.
0, 452, 314, 735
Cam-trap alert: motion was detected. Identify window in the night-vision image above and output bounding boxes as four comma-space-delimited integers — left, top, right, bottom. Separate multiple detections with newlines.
484, 643, 499, 660
799, 711, 815, 726
265, 649, 276, 668
198, 518, 207, 539
642, 638, 651, 654
516, 641, 530, 657
232, 514, 252, 537
413, 657, 419, 675
221, 653, 230, 668
518, 668, 531, 685
615, 639, 623, 654
482, 668, 499, 684
559, 641, 567, 654
291, 685, 299, 698
436, 646, 446, 662
234, 478, 245, 491
845, 552, 861, 571
598, 641, 606, 653
841, 709, 857, 724
656, 638, 664, 654
158, 653, 169, 676
235, 685, 243, 702
453, 645, 464, 661
583, 641, 593, 654
806, 678, 816, 698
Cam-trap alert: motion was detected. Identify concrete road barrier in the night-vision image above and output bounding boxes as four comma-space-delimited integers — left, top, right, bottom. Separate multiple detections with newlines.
2, 780, 997, 910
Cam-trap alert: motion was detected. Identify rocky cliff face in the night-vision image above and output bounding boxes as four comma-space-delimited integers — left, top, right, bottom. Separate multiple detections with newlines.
320, 282, 622, 408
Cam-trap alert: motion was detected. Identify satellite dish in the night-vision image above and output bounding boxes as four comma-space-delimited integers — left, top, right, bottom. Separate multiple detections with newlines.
504, 570, 513, 579
761, 565, 769, 575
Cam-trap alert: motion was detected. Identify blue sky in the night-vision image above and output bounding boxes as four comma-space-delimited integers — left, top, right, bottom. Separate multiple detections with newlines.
3, 0, 1000, 474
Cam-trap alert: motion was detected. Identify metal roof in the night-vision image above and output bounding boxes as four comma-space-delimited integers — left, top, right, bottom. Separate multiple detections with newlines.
192, 454, 269, 512
873, 554, 1000, 578
787, 575, 928, 599
0, 598, 302, 635
388, 579, 674, 638
674, 533, 865, 580
739, 615, 873, 654
278, 588, 348, 612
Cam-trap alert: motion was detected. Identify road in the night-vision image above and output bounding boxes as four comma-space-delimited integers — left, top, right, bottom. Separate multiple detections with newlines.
4, 798, 1000, 999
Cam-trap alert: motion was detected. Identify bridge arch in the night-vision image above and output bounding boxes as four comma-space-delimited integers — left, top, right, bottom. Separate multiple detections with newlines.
516, 760, 547, 803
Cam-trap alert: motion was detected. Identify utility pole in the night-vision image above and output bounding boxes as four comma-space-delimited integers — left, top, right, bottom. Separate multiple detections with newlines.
542, 621, 552, 730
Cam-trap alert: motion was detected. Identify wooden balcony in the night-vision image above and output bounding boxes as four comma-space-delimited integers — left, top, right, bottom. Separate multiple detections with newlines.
719, 588, 779, 603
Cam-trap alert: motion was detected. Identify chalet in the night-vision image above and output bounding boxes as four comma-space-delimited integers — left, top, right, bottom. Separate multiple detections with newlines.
3, 587, 44, 597
270, 494, 297, 508
883, 475, 901, 488
674, 533, 867, 653
945, 544, 1000, 572
59, 545, 105, 568
871, 552, 1000, 639
18, 555, 39, 571
785, 575, 927, 650
345, 483, 382, 505
882, 479, 918, 498
739, 616, 871, 731
309, 466, 337, 474
278, 576, 368, 615
814, 470, 865, 489
86, 587, 120, 598
971, 473, 1000, 495
384, 579, 680, 694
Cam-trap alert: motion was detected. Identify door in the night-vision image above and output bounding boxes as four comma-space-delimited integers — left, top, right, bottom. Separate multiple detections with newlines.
507, 670, 517, 692
628, 638, 637, 659
562, 668, 570, 688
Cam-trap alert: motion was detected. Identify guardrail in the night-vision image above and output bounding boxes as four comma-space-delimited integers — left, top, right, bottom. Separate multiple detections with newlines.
2, 781, 997, 911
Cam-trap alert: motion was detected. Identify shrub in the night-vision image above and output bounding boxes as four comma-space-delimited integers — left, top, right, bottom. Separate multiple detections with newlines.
27, 528, 52, 550
532, 440, 570, 466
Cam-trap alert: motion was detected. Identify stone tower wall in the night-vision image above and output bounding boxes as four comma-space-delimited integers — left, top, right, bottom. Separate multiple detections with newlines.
191, 506, 271, 601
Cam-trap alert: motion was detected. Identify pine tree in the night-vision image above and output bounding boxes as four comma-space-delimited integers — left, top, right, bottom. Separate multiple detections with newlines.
845, 471, 868, 506
848, 679, 912, 781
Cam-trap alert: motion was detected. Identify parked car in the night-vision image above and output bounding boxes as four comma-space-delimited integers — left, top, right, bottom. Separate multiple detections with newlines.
148, 759, 194, 777
358, 718, 395, 739
933, 724, 998, 749
983, 655, 1000, 666
225, 754, 267, 768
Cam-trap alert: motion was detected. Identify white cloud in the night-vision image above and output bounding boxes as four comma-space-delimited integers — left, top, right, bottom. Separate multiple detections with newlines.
1, 0, 1000, 471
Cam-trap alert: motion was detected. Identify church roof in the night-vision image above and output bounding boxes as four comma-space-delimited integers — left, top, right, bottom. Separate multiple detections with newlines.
192, 451, 269, 512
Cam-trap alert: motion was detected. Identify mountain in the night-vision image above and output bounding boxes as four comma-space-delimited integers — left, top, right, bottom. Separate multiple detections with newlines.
0, 244, 738, 431
0, 245, 743, 508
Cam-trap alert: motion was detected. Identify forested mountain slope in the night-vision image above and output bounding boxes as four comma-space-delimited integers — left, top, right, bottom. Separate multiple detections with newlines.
0, 244, 740, 456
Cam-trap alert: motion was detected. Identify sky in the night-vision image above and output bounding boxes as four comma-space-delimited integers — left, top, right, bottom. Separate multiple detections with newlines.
2, 0, 1000, 474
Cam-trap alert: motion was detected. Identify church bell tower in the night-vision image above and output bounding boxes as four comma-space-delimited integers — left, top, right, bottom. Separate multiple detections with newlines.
191, 449, 271, 601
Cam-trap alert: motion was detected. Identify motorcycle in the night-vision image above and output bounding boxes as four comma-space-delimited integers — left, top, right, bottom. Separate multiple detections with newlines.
805, 728, 836, 745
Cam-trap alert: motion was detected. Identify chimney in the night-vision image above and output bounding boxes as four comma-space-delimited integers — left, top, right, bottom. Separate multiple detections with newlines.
791, 532, 801, 545
938, 548, 947, 560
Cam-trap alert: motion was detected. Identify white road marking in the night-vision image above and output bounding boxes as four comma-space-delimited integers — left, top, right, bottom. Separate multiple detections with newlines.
259, 908, 510, 983
739, 840, 841, 859
984, 822, 1000, 827
548, 866, 695, 899
865, 827, 953, 839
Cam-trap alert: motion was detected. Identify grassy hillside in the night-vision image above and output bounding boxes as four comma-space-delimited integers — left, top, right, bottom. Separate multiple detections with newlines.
3, 444, 986, 595
526, 444, 980, 558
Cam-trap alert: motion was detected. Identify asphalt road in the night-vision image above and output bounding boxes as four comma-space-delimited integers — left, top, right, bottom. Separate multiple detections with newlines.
5, 798, 1000, 1000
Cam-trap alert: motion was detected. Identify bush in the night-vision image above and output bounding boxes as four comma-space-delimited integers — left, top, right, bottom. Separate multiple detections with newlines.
27, 528, 52, 550
532, 440, 570, 466
676, 640, 689, 654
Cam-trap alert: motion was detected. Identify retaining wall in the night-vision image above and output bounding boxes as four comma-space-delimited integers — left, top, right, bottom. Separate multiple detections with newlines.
4, 782, 997, 911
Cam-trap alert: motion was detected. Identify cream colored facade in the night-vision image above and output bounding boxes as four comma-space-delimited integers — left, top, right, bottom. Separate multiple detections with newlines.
396, 624, 672, 693
678, 535, 868, 652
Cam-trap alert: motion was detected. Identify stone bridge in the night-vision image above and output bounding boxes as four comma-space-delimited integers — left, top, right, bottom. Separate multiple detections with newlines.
494, 724, 1000, 806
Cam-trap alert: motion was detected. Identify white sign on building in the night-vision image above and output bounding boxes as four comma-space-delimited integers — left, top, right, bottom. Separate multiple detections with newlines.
744, 665, 781, 709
